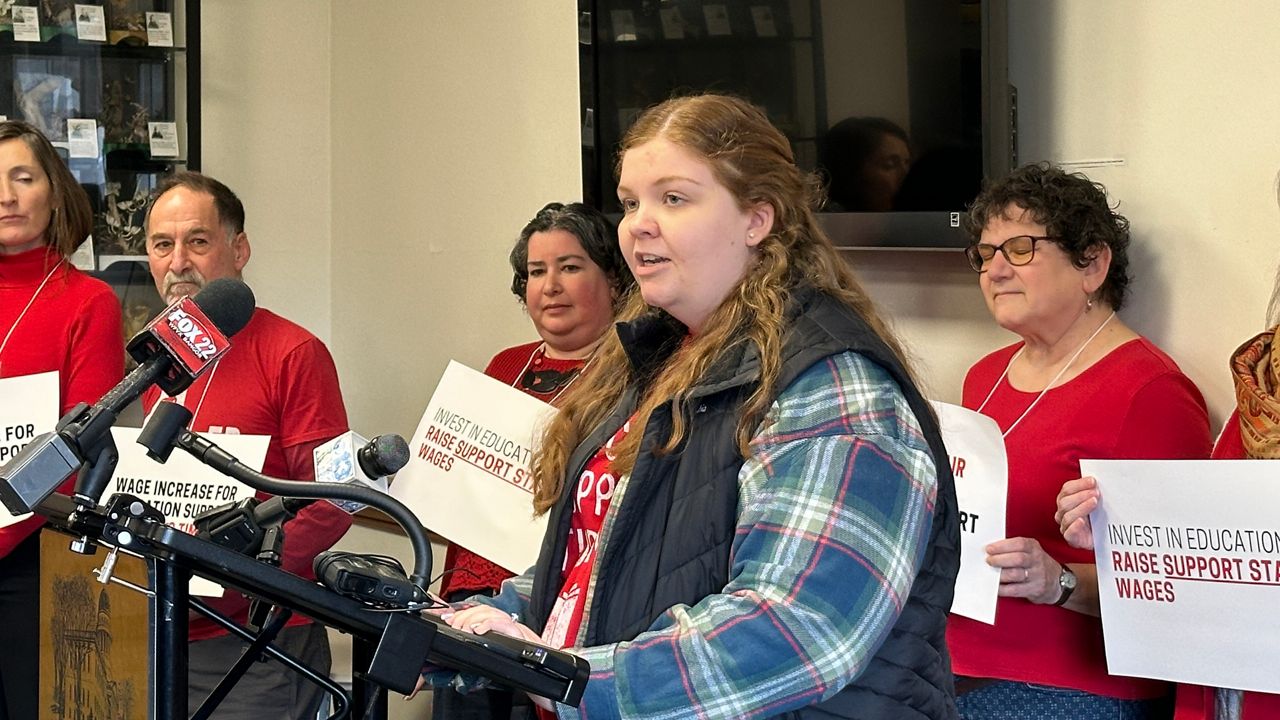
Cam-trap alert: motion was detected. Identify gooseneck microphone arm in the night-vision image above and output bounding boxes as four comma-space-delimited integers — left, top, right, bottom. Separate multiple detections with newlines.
173, 431, 433, 593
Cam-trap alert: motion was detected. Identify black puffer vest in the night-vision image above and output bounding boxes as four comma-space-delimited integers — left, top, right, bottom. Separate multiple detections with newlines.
528, 289, 959, 719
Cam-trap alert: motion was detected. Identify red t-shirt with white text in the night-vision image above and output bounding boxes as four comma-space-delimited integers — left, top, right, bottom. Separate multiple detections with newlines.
541, 419, 630, 649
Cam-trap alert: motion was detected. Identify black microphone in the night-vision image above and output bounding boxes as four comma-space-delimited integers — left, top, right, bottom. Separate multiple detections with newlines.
0, 279, 256, 515
358, 434, 412, 478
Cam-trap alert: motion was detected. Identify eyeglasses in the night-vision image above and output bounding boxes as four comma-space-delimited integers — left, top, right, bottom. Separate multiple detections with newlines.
964, 235, 1058, 273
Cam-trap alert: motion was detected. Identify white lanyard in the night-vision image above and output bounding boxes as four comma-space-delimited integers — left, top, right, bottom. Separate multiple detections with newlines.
975, 311, 1116, 438
0, 259, 64, 373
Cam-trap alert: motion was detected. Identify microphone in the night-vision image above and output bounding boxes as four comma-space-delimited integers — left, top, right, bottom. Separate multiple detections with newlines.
311, 432, 411, 513
124, 277, 255, 396
251, 433, 411, 522
198, 433, 410, 556
0, 279, 256, 515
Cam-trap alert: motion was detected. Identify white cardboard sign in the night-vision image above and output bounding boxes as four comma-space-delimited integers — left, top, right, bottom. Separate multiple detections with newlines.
0, 372, 59, 528
108, 428, 267, 534
109, 428, 269, 596
391, 360, 554, 574
932, 401, 1007, 624
1084, 458, 1280, 694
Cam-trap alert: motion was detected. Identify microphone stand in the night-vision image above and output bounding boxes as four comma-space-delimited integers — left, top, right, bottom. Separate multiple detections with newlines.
187, 599, 351, 720
24, 403, 588, 720
139, 402, 426, 717
138, 402, 434, 594
40, 492, 589, 720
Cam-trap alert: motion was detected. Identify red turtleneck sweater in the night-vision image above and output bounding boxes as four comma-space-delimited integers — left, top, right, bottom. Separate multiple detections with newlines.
0, 245, 123, 557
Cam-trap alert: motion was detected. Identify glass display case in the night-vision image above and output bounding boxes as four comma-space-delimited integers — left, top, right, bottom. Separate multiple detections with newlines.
0, 0, 200, 347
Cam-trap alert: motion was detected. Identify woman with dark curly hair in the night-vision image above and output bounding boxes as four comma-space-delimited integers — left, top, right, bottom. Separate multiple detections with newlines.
948, 163, 1211, 718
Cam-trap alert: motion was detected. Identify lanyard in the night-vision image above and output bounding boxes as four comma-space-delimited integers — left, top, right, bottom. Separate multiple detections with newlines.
0, 259, 64, 374
975, 311, 1115, 438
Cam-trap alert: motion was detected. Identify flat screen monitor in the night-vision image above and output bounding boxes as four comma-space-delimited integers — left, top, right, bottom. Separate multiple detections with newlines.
578, 0, 1012, 249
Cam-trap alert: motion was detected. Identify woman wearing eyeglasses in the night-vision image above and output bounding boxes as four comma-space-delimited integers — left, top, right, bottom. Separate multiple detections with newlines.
948, 163, 1211, 719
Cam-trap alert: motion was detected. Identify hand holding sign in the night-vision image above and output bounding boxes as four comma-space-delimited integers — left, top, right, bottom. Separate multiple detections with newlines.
985, 536, 1066, 605
1055, 476, 1100, 550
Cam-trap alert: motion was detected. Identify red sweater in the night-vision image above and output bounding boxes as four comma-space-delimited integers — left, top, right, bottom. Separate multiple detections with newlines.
0, 246, 123, 557
1173, 410, 1280, 719
949, 338, 1211, 698
438, 340, 585, 597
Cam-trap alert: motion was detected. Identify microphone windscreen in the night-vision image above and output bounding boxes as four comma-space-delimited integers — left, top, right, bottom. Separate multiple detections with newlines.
363, 434, 411, 477
192, 278, 256, 338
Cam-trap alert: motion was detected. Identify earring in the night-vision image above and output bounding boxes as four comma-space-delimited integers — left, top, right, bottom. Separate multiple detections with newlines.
748, 232, 755, 240
1086, 297, 1094, 312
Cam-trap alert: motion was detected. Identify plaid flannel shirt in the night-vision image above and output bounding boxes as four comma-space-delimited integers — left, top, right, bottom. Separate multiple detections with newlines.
452, 350, 938, 719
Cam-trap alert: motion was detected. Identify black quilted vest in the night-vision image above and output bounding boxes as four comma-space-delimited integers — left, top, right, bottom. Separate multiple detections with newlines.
528, 289, 960, 719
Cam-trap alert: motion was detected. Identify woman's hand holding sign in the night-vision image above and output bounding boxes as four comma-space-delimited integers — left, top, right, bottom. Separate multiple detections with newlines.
1056, 476, 1100, 550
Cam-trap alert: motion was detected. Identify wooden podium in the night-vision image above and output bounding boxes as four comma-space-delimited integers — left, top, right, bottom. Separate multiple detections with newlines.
39, 530, 150, 720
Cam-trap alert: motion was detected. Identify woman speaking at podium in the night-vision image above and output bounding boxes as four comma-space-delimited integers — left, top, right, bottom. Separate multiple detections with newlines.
0, 120, 123, 720
425, 94, 959, 719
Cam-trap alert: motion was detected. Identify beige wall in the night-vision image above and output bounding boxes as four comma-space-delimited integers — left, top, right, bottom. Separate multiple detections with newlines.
203, 4, 579, 716
329, 3, 583, 438
201, 2, 333, 341
202, 0, 581, 438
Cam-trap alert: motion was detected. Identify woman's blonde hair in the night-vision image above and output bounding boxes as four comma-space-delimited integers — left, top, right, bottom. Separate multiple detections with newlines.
530, 94, 915, 515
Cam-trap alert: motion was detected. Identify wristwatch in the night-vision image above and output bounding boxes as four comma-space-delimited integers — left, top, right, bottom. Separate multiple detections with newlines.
1053, 565, 1078, 606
